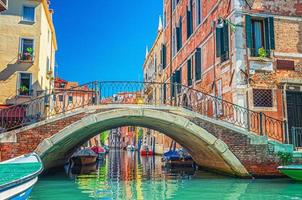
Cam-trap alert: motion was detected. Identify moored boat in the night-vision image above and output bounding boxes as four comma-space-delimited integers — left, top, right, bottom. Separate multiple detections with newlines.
71, 148, 98, 166
0, 153, 43, 200
278, 165, 302, 181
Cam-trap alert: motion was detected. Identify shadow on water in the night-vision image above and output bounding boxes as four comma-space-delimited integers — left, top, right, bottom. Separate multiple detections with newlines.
30, 150, 302, 200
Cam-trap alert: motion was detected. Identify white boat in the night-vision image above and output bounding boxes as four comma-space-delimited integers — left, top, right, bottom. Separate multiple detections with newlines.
0, 153, 43, 200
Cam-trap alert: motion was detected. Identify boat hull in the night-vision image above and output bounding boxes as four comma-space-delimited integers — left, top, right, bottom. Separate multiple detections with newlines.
278, 165, 302, 181
71, 156, 97, 166
0, 153, 43, 200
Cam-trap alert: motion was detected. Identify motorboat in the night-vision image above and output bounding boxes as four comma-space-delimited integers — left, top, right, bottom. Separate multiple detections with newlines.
278, 165, 302, 181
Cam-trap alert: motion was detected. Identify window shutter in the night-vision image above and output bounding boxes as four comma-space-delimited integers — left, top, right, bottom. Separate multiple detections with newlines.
195, 48, 202, 80
264, 18, 270, 51
171, 74, 176, 97
223, 22, 229, 55
216, 27, 222, 57
187, 59, 192, 86
245, 15, 252, 48
269, 17, 275, 50
161, 44, 166, 69
186, 9, 192, 38
163, 83, 167, 103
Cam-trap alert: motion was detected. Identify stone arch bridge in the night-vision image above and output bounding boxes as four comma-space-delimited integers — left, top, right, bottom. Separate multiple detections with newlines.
0, 81, 294, 177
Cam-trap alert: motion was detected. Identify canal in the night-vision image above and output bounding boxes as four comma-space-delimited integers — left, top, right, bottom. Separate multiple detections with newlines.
30, 151, 302, 200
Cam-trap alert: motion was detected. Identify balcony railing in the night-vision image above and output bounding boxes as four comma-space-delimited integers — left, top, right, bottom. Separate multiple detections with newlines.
0, 0, 7, 12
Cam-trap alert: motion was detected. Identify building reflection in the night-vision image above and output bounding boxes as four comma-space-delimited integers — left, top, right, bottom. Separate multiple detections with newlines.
71, 151, 196, 199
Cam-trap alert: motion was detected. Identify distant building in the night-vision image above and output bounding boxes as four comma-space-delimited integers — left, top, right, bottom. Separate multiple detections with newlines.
143, 16, 173, 154
0, 0, 57, 106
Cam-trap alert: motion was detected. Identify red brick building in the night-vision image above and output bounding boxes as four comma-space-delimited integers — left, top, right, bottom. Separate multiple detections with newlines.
146, 0, 302, 145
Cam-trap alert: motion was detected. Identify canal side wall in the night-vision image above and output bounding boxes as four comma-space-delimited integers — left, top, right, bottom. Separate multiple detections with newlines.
0, 105, 298, 177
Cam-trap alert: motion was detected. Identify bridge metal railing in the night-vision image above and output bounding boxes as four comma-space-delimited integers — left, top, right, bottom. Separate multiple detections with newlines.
0, 81, 285, 142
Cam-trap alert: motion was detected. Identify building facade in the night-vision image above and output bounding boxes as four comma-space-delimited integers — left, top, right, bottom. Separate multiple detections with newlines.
145, 0, 302, 145
0, 0, 57, 105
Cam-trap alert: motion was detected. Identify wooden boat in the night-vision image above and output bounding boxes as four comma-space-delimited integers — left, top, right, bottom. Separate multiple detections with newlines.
278, 165, 302, 181
71, 148, 98, 166
0, 153, 43, 200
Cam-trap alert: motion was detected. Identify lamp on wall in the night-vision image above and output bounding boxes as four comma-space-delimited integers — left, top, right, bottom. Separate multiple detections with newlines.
216, 17, 224, 29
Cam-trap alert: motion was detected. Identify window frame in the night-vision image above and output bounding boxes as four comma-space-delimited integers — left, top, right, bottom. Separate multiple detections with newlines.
17, 71, 32, 96
250, 88, 277, 111
19, 37, 35, 62
22, 5, 36, 23
251, 19, 265, 57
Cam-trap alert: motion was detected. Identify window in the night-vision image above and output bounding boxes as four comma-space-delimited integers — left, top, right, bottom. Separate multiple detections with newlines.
171, 69, 182, 97
195, 48, 202, 81
253, 89, 273, 107
154, 55, 157, 73
172, 27, 177, 56
160, 44, 167, 69
216, 21, 229, 62
195, 0, 202, 26
68, 96, 73, 103
187, 1, 193, 38
18, 73, 32, 96
59, 95, 63, 102
187, 58, 193, 86
22, 6, 35, 22
246, 16, 275, 57
19, 38, 34, 61
176, 17, 182, 52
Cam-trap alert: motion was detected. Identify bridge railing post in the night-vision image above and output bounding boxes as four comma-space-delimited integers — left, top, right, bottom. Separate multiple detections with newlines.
259, 112, 264, 136
62, 92, 66, 114
95, 81, 100, 106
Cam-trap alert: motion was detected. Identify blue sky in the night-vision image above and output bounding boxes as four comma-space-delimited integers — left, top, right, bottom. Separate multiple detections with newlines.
51, 0, 163, 84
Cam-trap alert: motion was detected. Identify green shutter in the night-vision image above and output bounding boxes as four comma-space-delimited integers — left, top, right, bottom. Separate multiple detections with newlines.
216, 27, 222, 57
187, 59, 192, 86
195, 48, 201, 80
186, 9, 192, 38
269, 17, 275, 50
245, 15, 252, 48
223, 22, 229, 57
161, 44, 166, 69
264, 18, 270, 51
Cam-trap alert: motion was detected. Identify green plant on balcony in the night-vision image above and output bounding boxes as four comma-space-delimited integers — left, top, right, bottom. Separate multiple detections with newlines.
258, 47, 268, 59
19, 85, 29, 95
22, 47, 34, 61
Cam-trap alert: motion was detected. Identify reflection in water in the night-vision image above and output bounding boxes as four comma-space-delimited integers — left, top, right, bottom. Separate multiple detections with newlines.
30, 150, 302, 200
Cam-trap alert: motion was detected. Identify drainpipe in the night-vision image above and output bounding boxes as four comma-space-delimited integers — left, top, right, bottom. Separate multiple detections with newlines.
169, 0, 173, 106
283, 83, 289, 143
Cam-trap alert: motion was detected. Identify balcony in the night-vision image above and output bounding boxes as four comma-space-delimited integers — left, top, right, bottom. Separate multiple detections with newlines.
0, 0, 7, 12
18, 53, 34, 63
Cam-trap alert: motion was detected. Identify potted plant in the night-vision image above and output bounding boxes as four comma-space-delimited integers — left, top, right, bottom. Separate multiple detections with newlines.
19, 85, 29, 95
258, 47, 268, 60
22, 47, 33, 61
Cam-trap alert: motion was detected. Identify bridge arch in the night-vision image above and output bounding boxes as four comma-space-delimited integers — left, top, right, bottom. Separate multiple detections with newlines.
35, 106, 249, 177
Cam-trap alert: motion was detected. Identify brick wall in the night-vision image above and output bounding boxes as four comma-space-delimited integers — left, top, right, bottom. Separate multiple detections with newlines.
191, 116, 283, 176
0, 113, 86, 161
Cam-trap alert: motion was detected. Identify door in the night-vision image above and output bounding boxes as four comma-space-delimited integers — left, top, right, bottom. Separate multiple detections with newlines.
287, 91, 302, 146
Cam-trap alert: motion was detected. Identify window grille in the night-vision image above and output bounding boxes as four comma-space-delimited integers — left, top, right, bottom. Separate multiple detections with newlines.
253, 89, 273, 107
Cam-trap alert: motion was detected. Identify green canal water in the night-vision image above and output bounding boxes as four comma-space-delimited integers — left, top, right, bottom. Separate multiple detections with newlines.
30, 151, 302, 200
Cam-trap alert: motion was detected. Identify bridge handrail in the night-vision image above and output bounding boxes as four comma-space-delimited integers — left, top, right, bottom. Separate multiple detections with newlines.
0, 81, 286, 142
